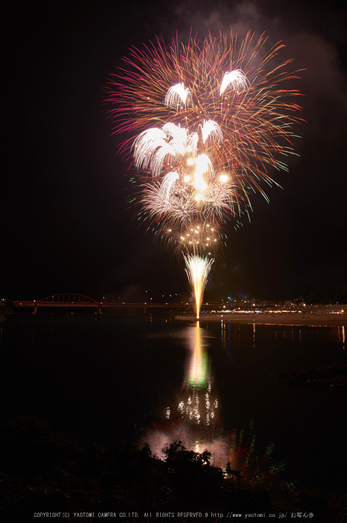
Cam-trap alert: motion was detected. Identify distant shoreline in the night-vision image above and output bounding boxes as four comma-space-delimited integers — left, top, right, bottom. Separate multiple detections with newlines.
175, 312, 347, 327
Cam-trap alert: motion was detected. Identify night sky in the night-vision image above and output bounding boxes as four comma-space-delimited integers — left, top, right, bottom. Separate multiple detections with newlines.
3, 0, 346, 302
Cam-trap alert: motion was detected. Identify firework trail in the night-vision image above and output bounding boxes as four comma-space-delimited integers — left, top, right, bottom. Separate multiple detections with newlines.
184, 254, 214, 320
105, 30, 303, 315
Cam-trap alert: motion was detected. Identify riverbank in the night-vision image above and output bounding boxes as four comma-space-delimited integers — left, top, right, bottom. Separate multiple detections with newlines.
175, 312, 347, 326
1, 415, 346, 522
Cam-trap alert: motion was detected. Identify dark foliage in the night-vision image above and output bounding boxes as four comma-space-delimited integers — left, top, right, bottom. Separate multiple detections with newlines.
0, 416, 345, 522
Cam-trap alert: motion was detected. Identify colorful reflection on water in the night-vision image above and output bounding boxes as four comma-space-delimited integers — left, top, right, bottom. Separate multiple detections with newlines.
141, 322, 227, 466
177, 321, 218, 426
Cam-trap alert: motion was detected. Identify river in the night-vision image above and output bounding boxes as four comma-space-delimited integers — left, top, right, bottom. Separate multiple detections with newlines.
0, 313, 346, 491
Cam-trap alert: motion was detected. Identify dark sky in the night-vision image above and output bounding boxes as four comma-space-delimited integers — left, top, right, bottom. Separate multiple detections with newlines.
3, 0, 346, 302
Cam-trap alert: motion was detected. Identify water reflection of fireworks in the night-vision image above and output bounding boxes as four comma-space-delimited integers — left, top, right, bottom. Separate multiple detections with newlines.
142, 323, 224, 464
177, 322, 218, 425
141, 323, 288, 485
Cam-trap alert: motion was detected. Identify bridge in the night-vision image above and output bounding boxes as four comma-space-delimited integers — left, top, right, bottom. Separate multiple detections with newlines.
12, 293, 192, 314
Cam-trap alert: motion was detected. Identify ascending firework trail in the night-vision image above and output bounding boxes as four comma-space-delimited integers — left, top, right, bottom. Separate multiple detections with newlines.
105, 30, 303, 319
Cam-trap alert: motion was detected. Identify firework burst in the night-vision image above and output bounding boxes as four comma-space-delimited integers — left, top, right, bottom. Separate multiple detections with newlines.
105, 30, 303, 315
106, 30, 303, 234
